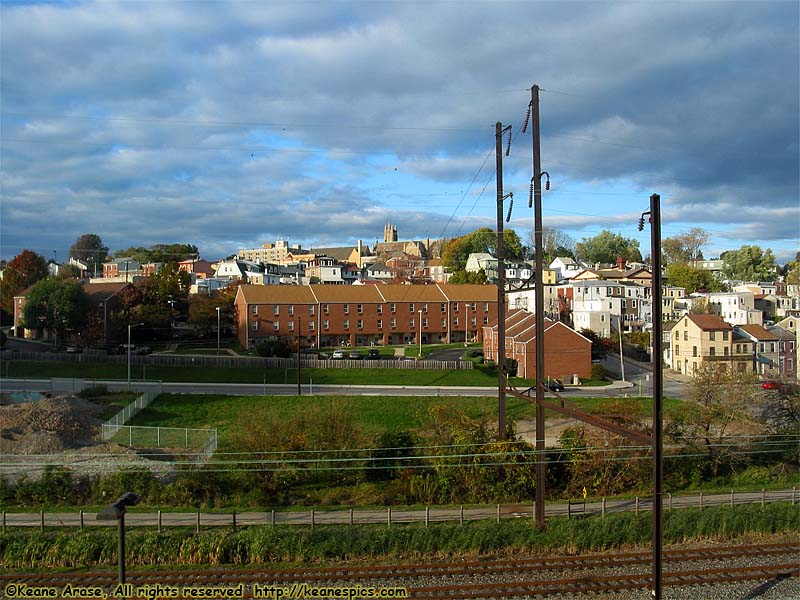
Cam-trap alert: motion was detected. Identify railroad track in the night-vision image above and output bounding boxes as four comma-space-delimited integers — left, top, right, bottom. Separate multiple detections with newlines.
2, 541, 798, 598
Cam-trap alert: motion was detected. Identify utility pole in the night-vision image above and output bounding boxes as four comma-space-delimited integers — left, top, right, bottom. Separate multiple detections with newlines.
531, 85, 546, 529
496, 122, 509, 441
641, 193, 664, 599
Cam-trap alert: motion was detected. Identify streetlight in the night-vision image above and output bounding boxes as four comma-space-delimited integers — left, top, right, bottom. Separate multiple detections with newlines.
464, 303, 469, 346
418, 309, 423, 358
216, 307, 221, 355
127, 323, 143, 387
96, 492, 140, 584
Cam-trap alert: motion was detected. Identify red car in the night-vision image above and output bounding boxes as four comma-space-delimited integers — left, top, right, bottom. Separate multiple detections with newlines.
760, 381, 780, 390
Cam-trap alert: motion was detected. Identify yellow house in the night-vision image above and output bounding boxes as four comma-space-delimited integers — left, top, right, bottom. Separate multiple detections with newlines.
672, 314, 733, 376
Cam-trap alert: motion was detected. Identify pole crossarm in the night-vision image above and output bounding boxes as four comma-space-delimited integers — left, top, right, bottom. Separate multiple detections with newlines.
506, 385, 653, 446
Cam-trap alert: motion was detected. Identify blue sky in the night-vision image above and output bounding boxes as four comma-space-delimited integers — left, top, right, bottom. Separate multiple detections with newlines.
1, 0, 798, 265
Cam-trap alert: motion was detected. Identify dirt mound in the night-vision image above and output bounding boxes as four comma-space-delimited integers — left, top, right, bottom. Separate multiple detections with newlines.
0, 395, 104, 454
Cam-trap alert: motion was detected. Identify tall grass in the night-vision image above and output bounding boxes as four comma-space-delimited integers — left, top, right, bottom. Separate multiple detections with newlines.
1, 503, 797, 569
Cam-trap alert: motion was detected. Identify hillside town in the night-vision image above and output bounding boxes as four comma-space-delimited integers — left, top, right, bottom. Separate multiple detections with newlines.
3, 225, 798, 383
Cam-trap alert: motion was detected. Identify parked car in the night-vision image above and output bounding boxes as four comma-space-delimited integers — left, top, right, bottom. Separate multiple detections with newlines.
760, 380, 780, 390
367, 348, 381, 360
348, 350, 363, 360
64, 345, 83, 354
134, 345, 151, 355
331, 349, 345, 359
546, 379, 565, 392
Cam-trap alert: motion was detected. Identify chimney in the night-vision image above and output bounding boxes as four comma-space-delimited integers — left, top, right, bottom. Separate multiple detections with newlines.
617, 256, 626, 271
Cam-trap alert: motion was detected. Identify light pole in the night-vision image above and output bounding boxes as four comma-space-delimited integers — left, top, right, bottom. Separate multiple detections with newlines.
617, 314, 626, 382
96, 492, 140, 584
216, 307, 221, 355
465, 303, 469, 346
127, 323, 143, 387
418, 309, 423, 358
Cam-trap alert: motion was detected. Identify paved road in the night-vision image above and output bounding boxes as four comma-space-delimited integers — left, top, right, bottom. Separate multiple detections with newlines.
1, 377, 641, 398
4, 489, 796, 529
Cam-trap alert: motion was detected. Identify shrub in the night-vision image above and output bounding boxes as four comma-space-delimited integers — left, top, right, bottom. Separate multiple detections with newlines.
590, 364, 606, 380
77, 385, 109, 399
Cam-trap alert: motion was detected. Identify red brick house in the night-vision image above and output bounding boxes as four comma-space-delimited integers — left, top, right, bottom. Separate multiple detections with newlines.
234, 284, 498, 349
482, 309, 592, 380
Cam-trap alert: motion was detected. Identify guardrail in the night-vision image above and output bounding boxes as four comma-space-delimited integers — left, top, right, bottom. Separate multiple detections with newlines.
2, 489, 796, 532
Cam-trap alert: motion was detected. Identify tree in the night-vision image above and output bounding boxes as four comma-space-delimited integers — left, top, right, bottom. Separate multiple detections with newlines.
662, 227, 709, 265
720, 245, 778, 281
442, 228, 525, 272
0, 249, 49, 314
188, 290, 235, 337
447, 269, 488, 284
666, 263, 724, 293
579, 328, 614, 361
133, 262, 191, 339
22, 278, 90, 345
667, 363, 760, 478
69, 234, 108, 271
576, 230, 642, 264
56, 264, 82, 280
784, 251, 800, 285
114, 243, 198, 264
528, 227, 576, 263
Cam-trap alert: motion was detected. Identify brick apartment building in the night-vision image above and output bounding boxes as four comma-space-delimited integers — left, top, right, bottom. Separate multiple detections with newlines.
234, 284, 498, 349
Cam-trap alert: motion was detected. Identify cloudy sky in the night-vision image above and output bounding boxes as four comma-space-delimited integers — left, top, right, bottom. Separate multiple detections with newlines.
1, 0, 798, 266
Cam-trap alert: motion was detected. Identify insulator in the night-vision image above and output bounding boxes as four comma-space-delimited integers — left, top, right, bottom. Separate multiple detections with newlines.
638, 217, 645, 231
529, 180, 534, 208
505, 128, 512, 156
545, 178, 550, 191
521, 105, 531, 134
506, 197, 514, 222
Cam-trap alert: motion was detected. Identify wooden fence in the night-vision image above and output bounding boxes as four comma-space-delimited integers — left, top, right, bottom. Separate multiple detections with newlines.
2, 489, 796, 532
4, 351, 473, 370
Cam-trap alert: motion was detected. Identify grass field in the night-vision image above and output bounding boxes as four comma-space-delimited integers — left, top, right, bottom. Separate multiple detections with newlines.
126, 393, 680, 452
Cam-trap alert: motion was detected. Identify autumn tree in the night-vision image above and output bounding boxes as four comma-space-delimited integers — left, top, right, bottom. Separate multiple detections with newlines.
132, 262, 191, 339
69, 233, 108, 271
528, 227, 576, 263
667, 363, 760, 478
576, 230, 642, 264
720, 245, 778, 281
0, 249, 49, 314
661, 227, 709, 265
442, 227, 525, 271
22, 278, 90, 345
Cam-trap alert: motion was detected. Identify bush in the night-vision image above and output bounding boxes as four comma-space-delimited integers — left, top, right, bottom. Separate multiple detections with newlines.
590, 364, 606, 380
255, 339, 291, 358
77, 385, 109, 399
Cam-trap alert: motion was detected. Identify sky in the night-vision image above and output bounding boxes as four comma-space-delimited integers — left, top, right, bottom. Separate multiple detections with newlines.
1, 0, 798, 267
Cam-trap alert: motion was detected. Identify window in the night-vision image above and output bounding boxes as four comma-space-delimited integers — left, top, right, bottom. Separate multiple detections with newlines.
693, 346, 697, 357
323, 320, 329, 330
377, 305, 383, 314
441, 303, 446, 313
343, 319, 349, 330
423, 303, 428, 313
722, 331, 728, 341
675, 345, 679, 355
273, 322, 279, 331
410, 318, 415, 328
422, 318, 428, 328
377, 319, 382, 330
390, 303, 396, 313
454, 317, 459, 326
709, 346, 715, 356
357, 319, 363, 330
723, 347, 728, 356
760, 342, 765, 352
344, 304, 349, 314
483, 316, 489, 325
309, 321, 315, 331
441, 319, 446, 328
357, 304, 363, 314
409, 303, 415, 313
471, 317, 477, 326
252, 321, 258, 331
323, 304, 329, 315
675, 331, 679, 340
471, 303, 477, 311
252, 305, 258, 316
770, 343, 775, 352
288, 305, 294, 316
632, 300, 637, 308
684, 331, 688, 341
309, 305, 315, 315
622, 300, 627, 308
454, 304, 459, 313
709, 331, 715, 341
484, 303, 489, 312
273, 305, 279, 316
288, 321, 294, 331
391, 318, 396, 328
